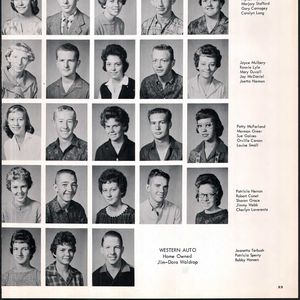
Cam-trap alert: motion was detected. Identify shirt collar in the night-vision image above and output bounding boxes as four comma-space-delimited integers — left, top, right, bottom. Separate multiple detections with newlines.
99, 259, 131, 274
54, 134, 80, 149
150, 136, 178, 149
105, 75, 129, 87
4, 67, 32, 89
61, 9, 78, 20
154, 11, 175, 25
155, 70, 176, 85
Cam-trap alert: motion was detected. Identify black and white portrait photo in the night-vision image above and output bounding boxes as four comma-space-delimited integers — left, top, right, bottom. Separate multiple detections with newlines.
46, 103, 88, 161
95, 0, 136, 35
45, 228, 87, 286
188, 39, 228, 99
140, 40, 183, 99
188, 0, 228, 34
2, 103, 41, 161
140, 104, 182, 161
2, 165, 41, 224
94, 40, 135, 99
140, 166, 182, 224
92, 166, 135, 224
47, 0, 90, 35
187, 104, 228, 163
2, 228, 41, 286
92, 104, 135, 161
187, 167, 228, 224
1, 40, 41, 98
2, 0, 42, 35
46, 40, 89, 99
92, 228, 134, 286
46, 166, 87, 224
141, 0, 183, 35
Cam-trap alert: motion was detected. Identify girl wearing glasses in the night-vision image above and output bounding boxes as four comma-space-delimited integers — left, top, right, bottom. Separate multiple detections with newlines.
195, 173, 227, 224
188, 108, 227, 163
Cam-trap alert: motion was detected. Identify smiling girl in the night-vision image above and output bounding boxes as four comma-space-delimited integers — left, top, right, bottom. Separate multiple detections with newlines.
96, 168, 135, 224
3, 0, 42, 35
3, 104, 41, 160
2, 230, 40, 286
188, 108, 228, 163
2, 42, 38, 98
2, 167, 41, 223
95, 0, 127, 35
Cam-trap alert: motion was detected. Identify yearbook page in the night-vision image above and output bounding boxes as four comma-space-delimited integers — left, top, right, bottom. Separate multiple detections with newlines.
1, 0, 298, 298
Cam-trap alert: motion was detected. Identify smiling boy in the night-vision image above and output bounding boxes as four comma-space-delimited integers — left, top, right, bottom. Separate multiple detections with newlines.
140, 44, 182, 99
142, 0, 183, 35
92, 230, 134, 286
140, 169, 181, 224
46, 105, 87, 161
46, 43, 89, 99
47, 0, 90, 35
46, 231, 84, 286
46, 169, 87, 223
140, 108, 182, 160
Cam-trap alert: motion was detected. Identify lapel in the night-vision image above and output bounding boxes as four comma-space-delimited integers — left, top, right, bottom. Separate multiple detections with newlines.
69, 10, 85, 34
49, 13, 62, 34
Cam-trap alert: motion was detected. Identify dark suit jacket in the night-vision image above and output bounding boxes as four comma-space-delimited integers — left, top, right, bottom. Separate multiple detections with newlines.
47, 9, 89, 35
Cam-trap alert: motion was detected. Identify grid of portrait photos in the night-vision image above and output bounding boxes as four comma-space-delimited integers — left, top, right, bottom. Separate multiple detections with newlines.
1, 0, 229, 289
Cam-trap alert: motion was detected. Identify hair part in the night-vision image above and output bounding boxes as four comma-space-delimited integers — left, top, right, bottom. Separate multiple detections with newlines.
195, 108, 224, 137
153, 44, 174, 61
194, 44, 222, 69
56, 43, 80, 61
195, 173, 223, 206
101, 44, 129, 73
50, 231, 77, 258
6, 167, 33, 191
98, 168, 127, 198
53, 105, 77, 121
147, 169, 170, 185
11, 0, 40, 15
10, 229, 36, 260
3, 105, 35, 139
101, 230, 123, 248
100, 106, 129, 132
147, 107, 172, 124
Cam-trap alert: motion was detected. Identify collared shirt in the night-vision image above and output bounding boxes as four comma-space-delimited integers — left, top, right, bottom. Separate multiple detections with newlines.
188, 75, 226, 99
46, 73, 89, 99
3, 16, 42, 35
140, 136, 182, 161
142, 12, 183, 35
92, 259, 134, 286
99, 77, 135, 99
46, 197, 87, 223
4, 132, 41, 161
2, 67, 38, 99
188, 138, 228, 163
95, 12, 124, 35
61, 10, 77, 34
140, 70, 183, 99
2, 197, 41, 223
46, 134, 88, 161
195, 209, 228, 224
99, 76, 129, 99
46, 262, 84, 286
95, 135, 135, 161
188, 11, 228, 34
140, 199, 181, 224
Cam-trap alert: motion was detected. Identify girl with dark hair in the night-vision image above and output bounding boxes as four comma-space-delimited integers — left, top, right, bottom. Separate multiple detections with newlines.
98, 44, 135, 99
3, 104, 41, 160
188, 108, 228, 163
95, 168, 135, 224
188, 44, 226, 99
2, 0, 41, 35
195, 173, 228, 224
188, 0, 228, 34
2, 229, 40, 286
